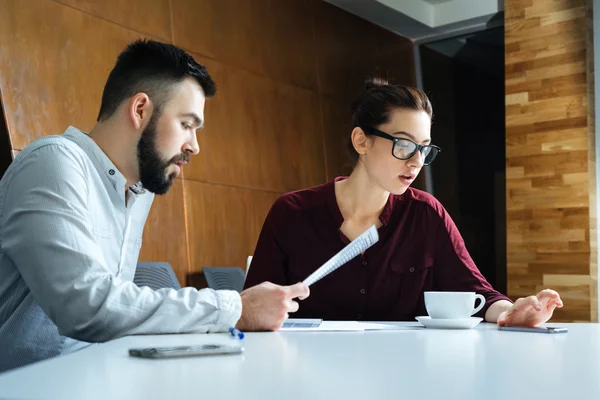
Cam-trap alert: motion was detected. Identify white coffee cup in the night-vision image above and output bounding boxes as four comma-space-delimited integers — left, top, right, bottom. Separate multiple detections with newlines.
424, 291, 485, 319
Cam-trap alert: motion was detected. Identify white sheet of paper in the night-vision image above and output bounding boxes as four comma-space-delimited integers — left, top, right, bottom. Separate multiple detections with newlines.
303, 225, 379, 287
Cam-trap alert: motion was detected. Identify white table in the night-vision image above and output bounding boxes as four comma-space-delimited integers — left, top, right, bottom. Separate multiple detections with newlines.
0, 322, 598, 400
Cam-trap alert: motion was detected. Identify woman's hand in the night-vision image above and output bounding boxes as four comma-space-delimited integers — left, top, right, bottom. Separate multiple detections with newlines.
497, 289, 563, 327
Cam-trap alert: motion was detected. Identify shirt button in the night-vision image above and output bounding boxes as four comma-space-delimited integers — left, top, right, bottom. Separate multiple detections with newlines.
109, 169, 115, 176
362, 260, 368, 266
360, 288, 366, 295
409, 267, 415, 273
357, 314, 363, 320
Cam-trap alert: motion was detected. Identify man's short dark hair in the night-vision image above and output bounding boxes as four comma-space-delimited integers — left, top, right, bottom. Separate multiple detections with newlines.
97, 39, 216, 121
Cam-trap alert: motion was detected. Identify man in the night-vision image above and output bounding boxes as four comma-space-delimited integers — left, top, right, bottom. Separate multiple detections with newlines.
0, 39, 309, 372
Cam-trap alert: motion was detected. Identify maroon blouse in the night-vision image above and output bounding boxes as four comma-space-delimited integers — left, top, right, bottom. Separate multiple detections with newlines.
244, 178, 511, 321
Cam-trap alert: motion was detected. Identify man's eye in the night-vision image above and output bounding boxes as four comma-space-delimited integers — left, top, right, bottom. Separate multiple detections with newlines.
182, 123, 191, 129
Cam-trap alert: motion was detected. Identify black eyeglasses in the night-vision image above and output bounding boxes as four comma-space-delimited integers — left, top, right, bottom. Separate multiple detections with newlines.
362, 126, 441, 166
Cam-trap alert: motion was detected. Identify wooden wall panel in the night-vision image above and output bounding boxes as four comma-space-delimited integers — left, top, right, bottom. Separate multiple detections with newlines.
171, 0, 318, 91
186, 55, 326, 192
1, 0, 416, 285
319, 96, 353, 180
139, 179, 189, 285
315, 1, 416, 99
586, 1, 598, 324
55, 0, 172, 41
0, 0, 141, 150
505, 0, 595, 321
184, 180, 280, 272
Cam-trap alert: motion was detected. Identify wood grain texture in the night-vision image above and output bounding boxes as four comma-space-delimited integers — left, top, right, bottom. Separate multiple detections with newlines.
315, 1, 416, 99
138, 179, 189, 285
319, 95, 353, 180
505, 0, 595, 321
0, 0, 141, 150
185, 55, 327, 192
171, 0, 318, 91
54, 0, 172, 41
183, 180, 280, 273
586, 2, 598, 322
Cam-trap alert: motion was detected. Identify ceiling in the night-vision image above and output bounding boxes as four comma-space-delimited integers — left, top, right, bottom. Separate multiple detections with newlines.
323, 0, 504, 43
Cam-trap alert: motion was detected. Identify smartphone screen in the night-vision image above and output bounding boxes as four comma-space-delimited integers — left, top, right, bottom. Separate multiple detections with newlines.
129, 344, 245, 359
498, 326, 568, 334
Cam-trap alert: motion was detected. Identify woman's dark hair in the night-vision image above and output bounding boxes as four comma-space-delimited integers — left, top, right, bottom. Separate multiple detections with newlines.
97, 39, 216, 121
348, 77, 433, 164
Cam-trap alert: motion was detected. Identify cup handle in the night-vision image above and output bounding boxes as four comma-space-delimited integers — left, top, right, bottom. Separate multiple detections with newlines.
471, 294, 486, 316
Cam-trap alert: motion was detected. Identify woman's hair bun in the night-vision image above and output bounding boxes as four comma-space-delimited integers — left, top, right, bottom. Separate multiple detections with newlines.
364, 76, 390, 91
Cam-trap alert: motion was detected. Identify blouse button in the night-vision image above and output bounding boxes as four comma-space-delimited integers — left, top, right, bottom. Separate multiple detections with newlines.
409, 267, 415, 273
360, 288, 366, 295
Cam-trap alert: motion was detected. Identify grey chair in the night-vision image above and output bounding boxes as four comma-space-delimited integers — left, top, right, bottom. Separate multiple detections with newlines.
202, 267, 246, 293
134, 262, 181, 290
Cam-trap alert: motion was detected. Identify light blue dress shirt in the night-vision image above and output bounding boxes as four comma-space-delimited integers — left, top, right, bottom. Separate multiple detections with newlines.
0, 127, 241, 372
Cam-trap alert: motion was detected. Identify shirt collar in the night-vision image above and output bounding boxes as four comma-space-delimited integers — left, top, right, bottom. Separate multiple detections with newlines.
327, 176, 395, 227
63, 126, 147, 197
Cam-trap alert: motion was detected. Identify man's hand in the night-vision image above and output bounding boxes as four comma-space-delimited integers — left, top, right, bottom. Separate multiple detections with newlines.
236, 282, 310, 331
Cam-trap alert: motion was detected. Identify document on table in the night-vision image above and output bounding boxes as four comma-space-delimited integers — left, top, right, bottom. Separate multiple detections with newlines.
303, 225, 379, 287
282, 319, 323, 329
279, 319, 420, 332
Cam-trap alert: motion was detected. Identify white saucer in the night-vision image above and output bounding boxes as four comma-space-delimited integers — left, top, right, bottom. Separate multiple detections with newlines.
415, 316, 483, 329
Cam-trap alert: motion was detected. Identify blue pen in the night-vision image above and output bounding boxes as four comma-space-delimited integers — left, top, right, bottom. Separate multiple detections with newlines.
229, 327, 245, 340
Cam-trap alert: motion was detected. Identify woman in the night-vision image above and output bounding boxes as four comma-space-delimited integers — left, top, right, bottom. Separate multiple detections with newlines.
245, 77, 562, 327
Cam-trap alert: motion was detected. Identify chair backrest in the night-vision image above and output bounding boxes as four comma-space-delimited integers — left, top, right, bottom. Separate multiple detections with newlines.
134, 262, 181, 290
0, 88, 15, 179
202, 266, 246, 293
246, 256, 253, 276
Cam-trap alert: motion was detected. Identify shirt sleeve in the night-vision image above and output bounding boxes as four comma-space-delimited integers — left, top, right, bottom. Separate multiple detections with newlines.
430, 200, 512, 318
0, 143, 241, 342
244, 196, 290, 289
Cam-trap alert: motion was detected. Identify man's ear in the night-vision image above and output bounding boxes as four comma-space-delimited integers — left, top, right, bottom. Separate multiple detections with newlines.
128, 93, 152, 130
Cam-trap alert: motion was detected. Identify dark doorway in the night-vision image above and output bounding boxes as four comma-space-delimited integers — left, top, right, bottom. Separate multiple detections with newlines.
421, 27, 507, 293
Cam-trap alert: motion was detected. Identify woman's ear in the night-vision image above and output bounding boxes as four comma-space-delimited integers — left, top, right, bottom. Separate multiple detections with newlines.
351, 126, 371, 156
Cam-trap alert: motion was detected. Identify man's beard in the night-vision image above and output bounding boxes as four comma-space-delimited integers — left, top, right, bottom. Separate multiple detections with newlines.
137, 114, 189, 195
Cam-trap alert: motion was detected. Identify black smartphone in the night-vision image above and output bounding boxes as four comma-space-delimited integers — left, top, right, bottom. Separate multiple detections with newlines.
129, 344, 245, 359
498, 326, 568, 334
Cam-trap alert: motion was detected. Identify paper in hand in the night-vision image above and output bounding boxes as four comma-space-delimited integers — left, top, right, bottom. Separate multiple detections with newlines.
303, 225, 379, 287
